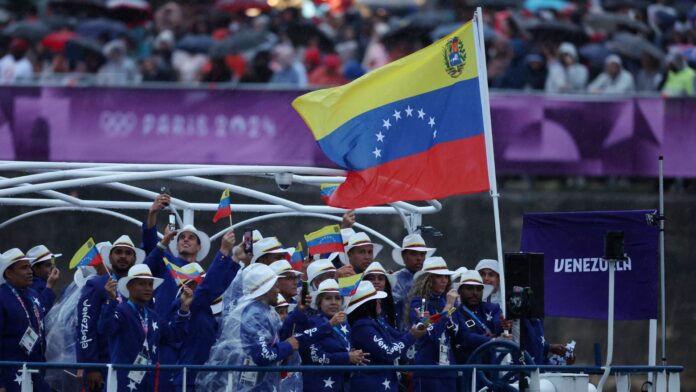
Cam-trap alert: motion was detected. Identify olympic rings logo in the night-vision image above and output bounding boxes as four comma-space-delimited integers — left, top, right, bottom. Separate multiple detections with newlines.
99, 111, 138, 137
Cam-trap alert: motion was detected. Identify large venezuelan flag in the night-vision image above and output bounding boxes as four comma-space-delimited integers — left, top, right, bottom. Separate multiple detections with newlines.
292, 20, 491, 208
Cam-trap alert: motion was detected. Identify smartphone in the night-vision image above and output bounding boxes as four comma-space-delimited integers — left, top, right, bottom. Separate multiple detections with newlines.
243, 228, 253, 255
300, 281, 309, 306
168, 214, 176, 232
160, 186, 170, 207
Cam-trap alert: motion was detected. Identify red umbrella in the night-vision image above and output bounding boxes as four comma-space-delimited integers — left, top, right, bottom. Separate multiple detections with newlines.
41, 30, 79, 53
214, 0, 271, 13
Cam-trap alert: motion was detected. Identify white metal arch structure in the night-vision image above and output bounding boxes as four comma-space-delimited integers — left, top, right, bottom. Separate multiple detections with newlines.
0, 161, 442, 246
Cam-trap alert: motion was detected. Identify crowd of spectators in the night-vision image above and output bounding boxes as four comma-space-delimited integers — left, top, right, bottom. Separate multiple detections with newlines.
0, 0, 694, 95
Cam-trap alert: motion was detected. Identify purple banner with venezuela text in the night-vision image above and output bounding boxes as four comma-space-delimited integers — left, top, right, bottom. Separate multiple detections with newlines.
520, 210, 658, 320
0, 86, 694, 178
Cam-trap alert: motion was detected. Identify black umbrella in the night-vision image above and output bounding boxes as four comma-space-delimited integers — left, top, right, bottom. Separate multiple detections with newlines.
382, 21, 433, 50
176, 34, 215, 54
611, 32, 665, 61
524, 19, 587, 44
65, 36, 104, 61
464, 0, 521, 10
602, 0, 649, 11
76, 18, 129, 41
3, 20, 51, 42
48, 0, 106, 18
584, 13, 650, 35
284, 22, 334, 52
209, 30, 276, 57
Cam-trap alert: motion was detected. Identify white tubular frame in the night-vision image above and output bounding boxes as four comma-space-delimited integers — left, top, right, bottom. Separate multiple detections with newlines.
0, 161, 441, 246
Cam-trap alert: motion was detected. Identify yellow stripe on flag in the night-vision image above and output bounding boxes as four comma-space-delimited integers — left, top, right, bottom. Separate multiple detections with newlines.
304, 224, 341, 242
69, 237, 96, 269
292, 21, 478, 141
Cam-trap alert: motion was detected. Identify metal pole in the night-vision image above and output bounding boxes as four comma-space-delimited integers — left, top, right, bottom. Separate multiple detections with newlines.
658, 156, 666, 365
597, 259, 616, 391
474, 6, 506, 317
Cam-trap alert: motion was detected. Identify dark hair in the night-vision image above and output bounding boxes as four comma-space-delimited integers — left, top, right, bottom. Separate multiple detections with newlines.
381, 276, 397, 327
348, 300, 378, 326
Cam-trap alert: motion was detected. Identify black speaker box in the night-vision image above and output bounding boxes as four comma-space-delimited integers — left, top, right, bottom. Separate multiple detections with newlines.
504, 252, 545, 319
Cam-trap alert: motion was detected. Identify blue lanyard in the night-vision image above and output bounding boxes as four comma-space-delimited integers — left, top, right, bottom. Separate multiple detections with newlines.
332, 324, 350, 351
127, 300, 149, 336
460, 306, 491, 334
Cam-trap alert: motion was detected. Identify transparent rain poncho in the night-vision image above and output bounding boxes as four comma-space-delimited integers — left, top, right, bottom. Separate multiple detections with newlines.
196, 296, 289, 392
44, 267, 98, 390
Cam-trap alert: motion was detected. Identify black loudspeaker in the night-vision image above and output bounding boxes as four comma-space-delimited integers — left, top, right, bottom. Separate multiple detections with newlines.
603, 230, 626, 260
504, 252, 545, 319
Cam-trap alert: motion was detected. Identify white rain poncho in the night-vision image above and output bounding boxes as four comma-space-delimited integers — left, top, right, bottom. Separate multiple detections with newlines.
44, 267, 98, 390
197, 296, 326, 392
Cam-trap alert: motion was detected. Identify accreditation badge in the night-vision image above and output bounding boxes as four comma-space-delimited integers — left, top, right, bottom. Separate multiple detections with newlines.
19, 326, 39, 355
127, 353, 149, 384
239, 356, 258, 387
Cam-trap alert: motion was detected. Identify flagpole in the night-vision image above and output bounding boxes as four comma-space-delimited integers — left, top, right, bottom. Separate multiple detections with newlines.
474, 7, 506, 317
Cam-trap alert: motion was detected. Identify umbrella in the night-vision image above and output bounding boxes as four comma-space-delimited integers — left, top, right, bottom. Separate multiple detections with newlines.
524, 19, 587, 44
48, 0, 106, 18
65, 37, 104, 61
602, 0, 649, 11
465, 0, 521, 10
584, 13, 650, 35
3, 20, 52, 42
525, 0, 570, 12
382, 22, 433, 50
578, 42, 615, 69
41, 30, 79, 53
610, 32, 665, 61
106, 0, 152, 25
176, 34, 215, 54
214, 0, 271, 13
209, 30, 276, 57
285, 23, 334, 52
76, 18, 129, 41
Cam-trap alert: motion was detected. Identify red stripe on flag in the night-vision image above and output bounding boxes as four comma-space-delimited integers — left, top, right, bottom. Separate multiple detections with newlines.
212, 207, 231, 223
308, 243, 345, 255
328, 135, 489, 209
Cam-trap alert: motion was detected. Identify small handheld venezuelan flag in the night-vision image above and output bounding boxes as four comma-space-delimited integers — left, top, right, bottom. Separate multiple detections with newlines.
304, 224, 344, 256
338, 273, 363, 296
69, 237, 99, 269
163, 257, 204, 286
290, 242, 304, 271
212, 188, 232, 223
320, 184, 339, 204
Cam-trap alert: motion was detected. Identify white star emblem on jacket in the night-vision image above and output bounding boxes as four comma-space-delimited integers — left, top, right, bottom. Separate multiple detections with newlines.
152, 322, 158, 331
382, 378, 391, 390
485, 312, 493, 322
323, 377, 335, 389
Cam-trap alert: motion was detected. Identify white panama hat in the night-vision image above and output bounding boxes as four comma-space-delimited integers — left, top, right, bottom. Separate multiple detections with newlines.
100, 235, 145, 271
26, 244, 62, 266
307, 259, 336, 287
117, 264, 164, 298
0, 248, 31, 285
391, 234, 436, 266
345, 280, 387, 314
475, 259, 500, 275
168, 225, 211, 262
241, 264, 278, 301
251, 237, 294, 264
311, 278, 340, 309
454, 269, 493, 299
413, 256, 455, 282
362, 261, 396, 290
276, 293, 290, 308
344, 232, 383, 257
269, 259, 302, 277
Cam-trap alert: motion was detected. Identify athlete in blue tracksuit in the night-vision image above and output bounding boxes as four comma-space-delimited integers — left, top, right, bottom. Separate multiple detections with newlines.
347, 281, 423, 391
0, 251, 56, 392
98, 272, 191, 392
76, 237, 143, 392
301, 312, 352, 392
408, 293, 459, 391
141, 224, 232, 391
171, 246, 241, 392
